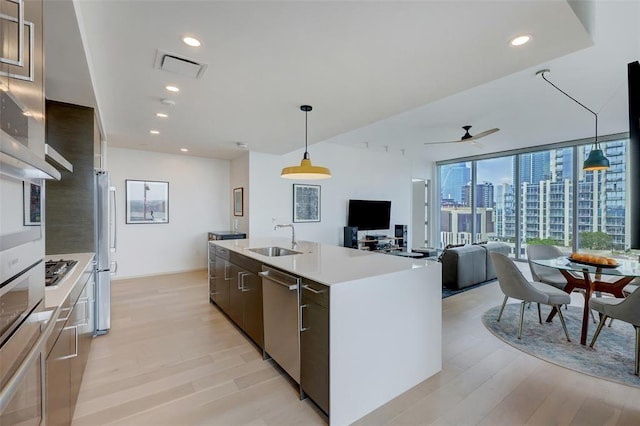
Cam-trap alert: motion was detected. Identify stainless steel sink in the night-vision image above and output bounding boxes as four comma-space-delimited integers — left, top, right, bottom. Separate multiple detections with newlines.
248, 246, 302, 257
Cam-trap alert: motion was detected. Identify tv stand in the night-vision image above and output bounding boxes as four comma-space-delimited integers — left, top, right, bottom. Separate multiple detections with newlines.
358, 235, 401, 253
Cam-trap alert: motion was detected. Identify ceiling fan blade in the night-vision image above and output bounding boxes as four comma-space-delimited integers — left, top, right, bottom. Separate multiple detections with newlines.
467, 128, 499, 141
423, 140, 460, 145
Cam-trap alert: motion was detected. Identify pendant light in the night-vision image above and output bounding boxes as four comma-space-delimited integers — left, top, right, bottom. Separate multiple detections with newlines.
281, 105, 332, 179
537, 69, 609, 171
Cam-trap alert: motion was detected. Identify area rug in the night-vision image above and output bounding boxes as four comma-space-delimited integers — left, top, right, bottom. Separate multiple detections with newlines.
482, 303, 640, 388
442, 279, 497, 299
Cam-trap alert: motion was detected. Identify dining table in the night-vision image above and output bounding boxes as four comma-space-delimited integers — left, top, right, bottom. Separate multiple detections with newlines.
531, 257, 640, 345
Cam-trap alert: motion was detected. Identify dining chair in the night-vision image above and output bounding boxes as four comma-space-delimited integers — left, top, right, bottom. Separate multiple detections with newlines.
589, 287, 640, 376
527, 244, 598, 322
526, 245, 568, 290
492, 252, 572, 341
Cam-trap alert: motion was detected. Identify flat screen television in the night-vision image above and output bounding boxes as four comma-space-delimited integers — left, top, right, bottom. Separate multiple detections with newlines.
347, 199, 391, 231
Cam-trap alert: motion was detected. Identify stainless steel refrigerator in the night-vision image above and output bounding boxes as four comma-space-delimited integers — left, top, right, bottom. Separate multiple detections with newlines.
95, 171, 117, 335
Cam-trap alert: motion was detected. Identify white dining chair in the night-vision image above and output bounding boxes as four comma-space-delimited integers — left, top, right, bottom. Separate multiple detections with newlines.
589, 287, 640, 376
492, 252, 572, 341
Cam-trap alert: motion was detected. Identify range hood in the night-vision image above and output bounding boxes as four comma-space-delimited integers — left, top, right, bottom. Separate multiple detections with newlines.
0, 136, 61, 181
45, 143, 73, 173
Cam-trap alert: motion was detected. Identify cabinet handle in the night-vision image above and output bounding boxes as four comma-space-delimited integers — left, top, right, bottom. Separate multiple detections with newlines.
0, 0, 25, 67
224, 263, 230, 280
237, 272, 250, 291
241, 273, 250, 292
302, 284, 326, 294
56, 306, 73, 323
74, 298, 90, 327
57, 326, 79, 360
300, 304, 309, 332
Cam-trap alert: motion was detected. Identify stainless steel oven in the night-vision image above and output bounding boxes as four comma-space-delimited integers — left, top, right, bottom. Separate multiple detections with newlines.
1, 261, 44, 346
0, 303, 58, 425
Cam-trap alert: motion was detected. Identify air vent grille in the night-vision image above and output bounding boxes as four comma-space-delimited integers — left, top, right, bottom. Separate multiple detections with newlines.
153, 49, 208, 78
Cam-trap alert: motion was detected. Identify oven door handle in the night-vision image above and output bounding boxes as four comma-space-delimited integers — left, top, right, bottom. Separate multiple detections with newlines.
0, 306, 61, 412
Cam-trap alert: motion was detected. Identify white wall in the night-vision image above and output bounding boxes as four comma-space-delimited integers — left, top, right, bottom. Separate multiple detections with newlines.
109, 147, 230, 279
246, 142, 413, 246
230, 152, 250, 235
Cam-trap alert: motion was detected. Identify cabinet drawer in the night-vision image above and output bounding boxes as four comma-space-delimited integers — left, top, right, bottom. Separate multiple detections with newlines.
208, 243, 216, 260
215, 246, 231, 260
229, 252, 262, 274
301, 279, 329, 308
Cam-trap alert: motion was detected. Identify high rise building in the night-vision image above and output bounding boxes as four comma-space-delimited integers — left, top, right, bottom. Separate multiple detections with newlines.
494, 141, 628, 249
440, 163, 470, 204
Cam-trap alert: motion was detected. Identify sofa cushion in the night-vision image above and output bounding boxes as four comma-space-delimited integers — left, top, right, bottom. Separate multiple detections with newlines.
441, 245, 487, 290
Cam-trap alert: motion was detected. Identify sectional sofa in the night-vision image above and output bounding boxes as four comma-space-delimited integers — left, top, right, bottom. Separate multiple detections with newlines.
440, 242, 511, 290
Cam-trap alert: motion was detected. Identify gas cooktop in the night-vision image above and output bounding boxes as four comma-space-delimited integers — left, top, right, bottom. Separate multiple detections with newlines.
45, 259, 78, 287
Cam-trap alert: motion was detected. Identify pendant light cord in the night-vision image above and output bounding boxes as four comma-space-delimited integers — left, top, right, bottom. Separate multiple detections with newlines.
302, 106, 311, 160
541, 72, 599, 147
304, 109, 309, 159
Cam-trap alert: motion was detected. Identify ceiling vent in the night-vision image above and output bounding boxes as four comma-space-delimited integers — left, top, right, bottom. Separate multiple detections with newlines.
153, 49, 208, 78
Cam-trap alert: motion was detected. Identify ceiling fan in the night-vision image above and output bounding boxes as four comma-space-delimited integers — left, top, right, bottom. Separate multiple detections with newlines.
424, 125, 500, 145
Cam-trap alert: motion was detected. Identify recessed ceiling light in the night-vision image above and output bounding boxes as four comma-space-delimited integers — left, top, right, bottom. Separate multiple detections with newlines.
165, 85, 180, 92
150, 130, 160, 135
510, 34, 531, 47
156, 113, 168, 118
180, 148, 189, 152
182, 36, 201, 47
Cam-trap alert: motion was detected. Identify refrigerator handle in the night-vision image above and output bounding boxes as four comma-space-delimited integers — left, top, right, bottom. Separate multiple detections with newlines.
110, 186, 117, 252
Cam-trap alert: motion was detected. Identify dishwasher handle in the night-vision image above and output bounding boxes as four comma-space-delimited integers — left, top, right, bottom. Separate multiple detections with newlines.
259, 268, 299, 291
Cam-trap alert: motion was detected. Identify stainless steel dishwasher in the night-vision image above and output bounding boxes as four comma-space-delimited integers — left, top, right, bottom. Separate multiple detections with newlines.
260, 265, 301, 384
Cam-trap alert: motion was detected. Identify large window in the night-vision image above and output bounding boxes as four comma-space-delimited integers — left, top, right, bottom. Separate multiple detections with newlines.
477, 156, 515, 251
518, 148, 573, 257
439, 162, 472, 246
437, 136, 638, 261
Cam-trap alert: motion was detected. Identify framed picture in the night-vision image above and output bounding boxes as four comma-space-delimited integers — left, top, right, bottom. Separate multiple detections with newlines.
233, 187, 244, 216
23, 181, 41, 225
125, 180, 169, 224
293, 184, 320, 223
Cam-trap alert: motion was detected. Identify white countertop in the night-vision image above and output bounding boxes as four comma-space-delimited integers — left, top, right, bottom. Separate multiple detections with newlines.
210, 238, 437, 286
45, 252, 95, 308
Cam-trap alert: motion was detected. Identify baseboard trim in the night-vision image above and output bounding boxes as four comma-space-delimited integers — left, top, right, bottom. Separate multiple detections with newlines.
112, 268, 207, 281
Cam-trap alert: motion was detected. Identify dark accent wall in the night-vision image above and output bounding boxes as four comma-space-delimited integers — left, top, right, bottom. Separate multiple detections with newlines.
629, 61, 640, 249
45, 100, 95, 254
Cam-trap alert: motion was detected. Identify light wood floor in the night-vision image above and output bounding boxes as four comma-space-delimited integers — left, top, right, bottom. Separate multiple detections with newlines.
73, 269, 640, 425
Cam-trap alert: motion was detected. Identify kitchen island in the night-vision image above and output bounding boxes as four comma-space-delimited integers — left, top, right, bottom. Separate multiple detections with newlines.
211, 238, 442, 426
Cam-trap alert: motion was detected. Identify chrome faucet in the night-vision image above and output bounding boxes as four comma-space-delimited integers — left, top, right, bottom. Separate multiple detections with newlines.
274, 223, 297, 247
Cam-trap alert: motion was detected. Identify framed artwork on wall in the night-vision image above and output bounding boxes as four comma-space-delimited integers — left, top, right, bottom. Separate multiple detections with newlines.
293, 184, 320, 223
234, 187, 244, 216
23, 181, 41, 225
125, 180, 169, 224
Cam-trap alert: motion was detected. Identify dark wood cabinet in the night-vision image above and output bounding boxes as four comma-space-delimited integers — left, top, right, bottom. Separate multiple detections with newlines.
45, 260, 95, 425
46, 323, 72, 426
213, 258, 230, 312
70, 270, 94, 418
240, 271, 263, 348
210, 246, 263, 349
300, 280, 330, 415
227, 263, 244, 327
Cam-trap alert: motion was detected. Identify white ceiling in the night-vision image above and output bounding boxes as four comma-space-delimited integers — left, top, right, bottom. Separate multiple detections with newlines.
44, 1, 639, 163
